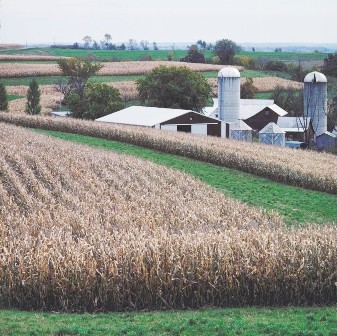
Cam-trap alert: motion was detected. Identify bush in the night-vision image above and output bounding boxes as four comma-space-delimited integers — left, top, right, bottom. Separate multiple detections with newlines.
264, 61, 288, 72
180, 45, 205, 64
0, 82, 8, 112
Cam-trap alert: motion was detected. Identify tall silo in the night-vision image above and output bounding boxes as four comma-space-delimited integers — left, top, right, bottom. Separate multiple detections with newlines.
218, 67, 240, 123
303, 71, 327, 137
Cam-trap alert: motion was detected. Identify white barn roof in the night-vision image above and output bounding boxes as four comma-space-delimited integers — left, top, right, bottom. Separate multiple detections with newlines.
259, 122, 285, 134
230, 120, 252, 131
239, 99, 275, 119
96, 106, 194, 127
277, 117, 311, 132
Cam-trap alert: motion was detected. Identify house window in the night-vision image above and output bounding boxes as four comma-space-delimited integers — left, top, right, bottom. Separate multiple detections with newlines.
177, 125, 191, 133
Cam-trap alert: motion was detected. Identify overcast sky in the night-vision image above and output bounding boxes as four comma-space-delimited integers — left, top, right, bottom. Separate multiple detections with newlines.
1, 0, 336, 45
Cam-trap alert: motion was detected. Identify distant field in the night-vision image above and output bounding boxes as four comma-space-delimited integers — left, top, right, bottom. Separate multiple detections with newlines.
0, 47, 329, 63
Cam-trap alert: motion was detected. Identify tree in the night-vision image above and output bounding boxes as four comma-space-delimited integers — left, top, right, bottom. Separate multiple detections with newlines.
65, 83, 125, 120
196, 40, 207, 50
272, 85, 302, 115
101, 33, 112, 50
136, 65, 211, 112
323, 53, 337, 77
213, 39, 242, 65
240, 78, 258, 99
180, 45, 205, 63
128, 39, 138, 50
152, 42, 158, 50
0, 82, 8, 111
57, 58, 103, 99
25, 79, 41, 115
140, 40, 149, 50
83, 35, 92, 49
327, 96, 337, 131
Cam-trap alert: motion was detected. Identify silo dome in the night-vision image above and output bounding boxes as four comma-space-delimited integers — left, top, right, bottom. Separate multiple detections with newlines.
304, 71, 327, 83
218, 67, 240, 78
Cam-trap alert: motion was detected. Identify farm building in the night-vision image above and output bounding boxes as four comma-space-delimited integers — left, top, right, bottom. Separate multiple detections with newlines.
316, 132, 337, 153
276, 117, 314, 142
228, 120, 252, 142
244, 104, 288, 132
259, 122, 286, 147
96, 106, 223, 137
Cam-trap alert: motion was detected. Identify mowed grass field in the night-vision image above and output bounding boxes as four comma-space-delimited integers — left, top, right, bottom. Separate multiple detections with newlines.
1, 307, 337, 336
0, 47, 329, 62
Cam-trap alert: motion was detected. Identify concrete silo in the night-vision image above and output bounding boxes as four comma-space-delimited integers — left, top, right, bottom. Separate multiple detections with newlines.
303, 71, 327, 137
218, 67, 240, 123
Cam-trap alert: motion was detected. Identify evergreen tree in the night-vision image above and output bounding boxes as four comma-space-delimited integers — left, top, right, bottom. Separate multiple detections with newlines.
0, 82, 9, 111
26, 79, 41, 115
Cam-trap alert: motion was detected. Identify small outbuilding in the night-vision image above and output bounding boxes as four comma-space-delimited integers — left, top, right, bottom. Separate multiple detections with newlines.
229, 120, 253, 142
316, 132, 337, 153
259, 122, 286, 147
96, 106, 223, 137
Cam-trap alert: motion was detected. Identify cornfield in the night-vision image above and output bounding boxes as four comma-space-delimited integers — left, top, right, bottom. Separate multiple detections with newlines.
0, 62, 242, 78
0, 114, 335, 194
209, 77, 303, 93
0, 123, 336, 312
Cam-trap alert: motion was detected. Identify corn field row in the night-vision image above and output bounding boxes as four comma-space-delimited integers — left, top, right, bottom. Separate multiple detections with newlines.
0, 61, 242, 78
0, 123, 336, 311
0, 114, 335, 194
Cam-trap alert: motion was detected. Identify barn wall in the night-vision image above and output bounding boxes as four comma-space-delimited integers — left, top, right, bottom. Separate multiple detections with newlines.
245, 108, 279, 132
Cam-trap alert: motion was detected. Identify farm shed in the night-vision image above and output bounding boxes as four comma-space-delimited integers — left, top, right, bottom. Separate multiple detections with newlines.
96, 106, 223, 137
51, 111, 70, 117
316, 132, 337, 153
277, 117, 314, 142
229, 120, 252, 142
244, 104, 288, 132
259, 122, 286, 147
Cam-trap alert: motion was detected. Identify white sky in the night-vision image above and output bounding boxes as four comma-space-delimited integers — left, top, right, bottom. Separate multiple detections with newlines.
1, 0, 336, 45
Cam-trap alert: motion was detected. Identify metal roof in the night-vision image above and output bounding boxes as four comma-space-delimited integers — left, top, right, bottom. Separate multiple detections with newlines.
316, 131, 337, 138
304, 71, 327, 83
259, 122, 285, 134
240, 99, 275, 119
95, 106, 217, 127
230, 120, 252, 131
277, 117, 311, 132
218, 67, 240, 78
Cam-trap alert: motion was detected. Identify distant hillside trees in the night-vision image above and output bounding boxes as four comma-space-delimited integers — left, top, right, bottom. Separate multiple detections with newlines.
323, 53, 337, 77
213, 39, 242, 65
180, 45, 205, 63
0, 83, 8, 112
25, 79, 41, 115
137, 65, 211, 112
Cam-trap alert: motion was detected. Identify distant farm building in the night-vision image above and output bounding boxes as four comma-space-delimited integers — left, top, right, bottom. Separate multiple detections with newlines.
96, 106, 223, 137
259, 122, 286, 147
316, 132, 337, 153
276, 117, 314, 142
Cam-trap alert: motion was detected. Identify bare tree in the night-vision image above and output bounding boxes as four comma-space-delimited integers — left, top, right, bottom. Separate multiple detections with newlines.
83, 36, 92, 49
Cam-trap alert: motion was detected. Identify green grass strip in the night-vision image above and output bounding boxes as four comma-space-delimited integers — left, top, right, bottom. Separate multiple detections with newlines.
35, 130, 336, 226
0, 307, 336, 336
